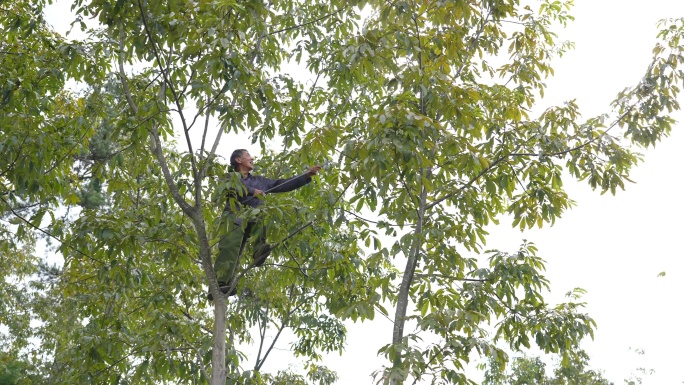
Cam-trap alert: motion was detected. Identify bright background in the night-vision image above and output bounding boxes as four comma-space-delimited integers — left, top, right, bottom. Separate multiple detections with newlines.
43, 1, 684, 383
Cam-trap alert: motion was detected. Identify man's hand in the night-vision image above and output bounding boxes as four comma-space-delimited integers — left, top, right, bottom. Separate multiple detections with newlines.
254, 189, 265, 196
307, 165, 322, 176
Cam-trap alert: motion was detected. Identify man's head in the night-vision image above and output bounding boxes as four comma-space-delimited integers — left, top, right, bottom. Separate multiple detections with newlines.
230, 149, 254, 174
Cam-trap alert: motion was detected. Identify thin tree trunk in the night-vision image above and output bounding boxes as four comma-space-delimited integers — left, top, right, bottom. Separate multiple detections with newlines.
391, 12, 428, 383
211, 296, 227, 384
192, 214, 227, 385
390, 181, 427, 385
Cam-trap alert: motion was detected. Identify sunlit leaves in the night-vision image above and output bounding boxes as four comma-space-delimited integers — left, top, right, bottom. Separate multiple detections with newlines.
315, 0, 683, 383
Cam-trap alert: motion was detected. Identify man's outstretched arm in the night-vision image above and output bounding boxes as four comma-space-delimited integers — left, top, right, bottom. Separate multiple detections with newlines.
264, 165, 321, 194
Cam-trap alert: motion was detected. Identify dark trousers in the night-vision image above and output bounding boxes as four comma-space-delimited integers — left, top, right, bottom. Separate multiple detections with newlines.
213, 214, 267, 285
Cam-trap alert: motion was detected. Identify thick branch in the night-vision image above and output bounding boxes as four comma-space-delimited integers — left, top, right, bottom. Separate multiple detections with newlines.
137, 0, 201, 208
147, 129, 195, 216
118, 26, 197, 215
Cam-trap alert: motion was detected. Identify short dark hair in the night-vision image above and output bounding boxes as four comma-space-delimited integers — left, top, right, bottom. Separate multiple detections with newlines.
230, 149, 247, 171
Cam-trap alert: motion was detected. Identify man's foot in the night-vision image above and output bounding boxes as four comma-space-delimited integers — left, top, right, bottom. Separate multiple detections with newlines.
252, 243, 275, 267
207, 282, 237, 301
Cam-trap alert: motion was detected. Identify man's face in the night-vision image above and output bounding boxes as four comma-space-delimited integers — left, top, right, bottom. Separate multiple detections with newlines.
236, 151, 254, 172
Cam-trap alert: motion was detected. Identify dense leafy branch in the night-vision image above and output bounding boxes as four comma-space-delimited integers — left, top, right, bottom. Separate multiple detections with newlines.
0, 195, 104, 265
267, 7, 350, 36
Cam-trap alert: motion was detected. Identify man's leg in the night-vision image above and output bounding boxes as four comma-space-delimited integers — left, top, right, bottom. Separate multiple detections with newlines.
251, 219, 273, 267
211, 217, 250, 298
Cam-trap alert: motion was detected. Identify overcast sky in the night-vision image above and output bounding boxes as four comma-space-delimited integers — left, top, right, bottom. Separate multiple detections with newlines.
43, 0, 684, 383
491, 2, 684, 383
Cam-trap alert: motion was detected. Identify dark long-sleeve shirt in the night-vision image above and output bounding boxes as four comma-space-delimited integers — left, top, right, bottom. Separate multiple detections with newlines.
224, 172, 311, 221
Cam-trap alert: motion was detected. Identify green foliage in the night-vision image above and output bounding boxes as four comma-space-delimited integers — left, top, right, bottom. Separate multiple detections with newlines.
0, 352, 44, 385
1, 0, 683, 384
482, 350, 613, 385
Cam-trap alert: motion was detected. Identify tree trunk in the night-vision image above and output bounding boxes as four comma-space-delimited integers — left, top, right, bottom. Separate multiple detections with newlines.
211, 296, 228, 384
192, 215, 228, 385
390, 181, 427, 385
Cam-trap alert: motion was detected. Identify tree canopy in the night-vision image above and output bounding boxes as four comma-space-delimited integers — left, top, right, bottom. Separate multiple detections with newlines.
482, 350, 613, 385
1, 0, 683, 384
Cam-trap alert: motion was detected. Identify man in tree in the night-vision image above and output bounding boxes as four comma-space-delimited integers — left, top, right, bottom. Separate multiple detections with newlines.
209, 149, 321, 299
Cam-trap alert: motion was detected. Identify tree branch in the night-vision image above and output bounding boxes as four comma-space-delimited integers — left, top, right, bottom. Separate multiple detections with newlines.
509, 105, 635, 158
267, 7, 349, 36
0, 195, 104, 265
43, 125, 91, 176
255, 302, 291, 371
118, 28, 139, 116
206, 21, 268, 167
199, 96, 212, 158
137, 0, 201, 208
341, 208, 409, 227
426, 155, 506, 211
254, 302, 271, 370
254, 291, 316, 371
427, 101, 640, 212
414, 273, 490, 283
283, 244, 309, 277
0, 133, 29, 178
147, 129, 195, 216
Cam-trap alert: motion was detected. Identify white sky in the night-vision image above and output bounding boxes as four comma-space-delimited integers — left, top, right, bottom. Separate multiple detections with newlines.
500, 2, 684, 383
42, 0, 684, 383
